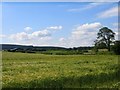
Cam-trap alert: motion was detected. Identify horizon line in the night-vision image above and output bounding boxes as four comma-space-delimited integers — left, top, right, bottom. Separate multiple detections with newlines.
0, 43, 94, 48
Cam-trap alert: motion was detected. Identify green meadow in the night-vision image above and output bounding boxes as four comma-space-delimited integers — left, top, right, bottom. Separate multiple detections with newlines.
2, 52, 120, 88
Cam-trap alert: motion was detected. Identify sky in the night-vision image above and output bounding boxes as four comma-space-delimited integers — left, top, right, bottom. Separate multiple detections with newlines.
0, 2, 119, 47
1, 0, 119, 2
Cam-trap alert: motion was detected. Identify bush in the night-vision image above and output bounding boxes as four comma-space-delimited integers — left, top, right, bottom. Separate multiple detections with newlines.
111, 41, 120, 55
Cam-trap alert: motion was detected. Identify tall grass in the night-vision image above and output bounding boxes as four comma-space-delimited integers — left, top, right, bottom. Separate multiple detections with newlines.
2, 52, 120, 88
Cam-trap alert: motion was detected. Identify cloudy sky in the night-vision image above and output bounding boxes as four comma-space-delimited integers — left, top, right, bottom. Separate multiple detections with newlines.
1, 2, 119, 47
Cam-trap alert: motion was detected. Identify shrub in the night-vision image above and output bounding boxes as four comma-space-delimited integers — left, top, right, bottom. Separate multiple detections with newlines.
111, 41, 120, 55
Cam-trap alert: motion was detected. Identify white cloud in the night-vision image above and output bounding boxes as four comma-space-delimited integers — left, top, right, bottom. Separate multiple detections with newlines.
59, 37, 65, 42
72, 23, 102, 38
5, 25, 61, 46
68, 3, 105, 12
47, 26, 62, 30
9, 25, 62, 41
111, 23, 119, 40
98, 6, 118, 18
31, 29, 51, 38
71, 22, 103, 46
58, 22, 103, 47
24, 27, 32, 32
10, 32, 29, 41
0, 34, 6, 38
10, 30, 51, 41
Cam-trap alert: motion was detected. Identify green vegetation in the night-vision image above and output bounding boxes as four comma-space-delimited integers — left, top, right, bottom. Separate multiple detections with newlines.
37, 50, 83, 55
2, 52, 120, 88
111, 40, 120, 55
95, 27, 115, 51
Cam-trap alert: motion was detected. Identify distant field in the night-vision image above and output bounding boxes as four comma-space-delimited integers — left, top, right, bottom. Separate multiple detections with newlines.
2, 52, 120, 88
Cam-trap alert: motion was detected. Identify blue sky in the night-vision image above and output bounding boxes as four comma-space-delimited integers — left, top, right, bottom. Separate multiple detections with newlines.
1, 2, 119, 47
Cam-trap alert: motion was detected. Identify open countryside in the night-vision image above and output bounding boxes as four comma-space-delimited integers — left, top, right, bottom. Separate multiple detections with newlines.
1, 2, 120, 89
2, 51, 120, 88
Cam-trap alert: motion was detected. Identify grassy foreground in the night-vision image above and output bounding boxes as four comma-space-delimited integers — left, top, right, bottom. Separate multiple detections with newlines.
2, 52, 120, 88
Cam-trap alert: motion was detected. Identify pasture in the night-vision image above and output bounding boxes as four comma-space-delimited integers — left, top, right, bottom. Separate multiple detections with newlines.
2, 52, 120, 88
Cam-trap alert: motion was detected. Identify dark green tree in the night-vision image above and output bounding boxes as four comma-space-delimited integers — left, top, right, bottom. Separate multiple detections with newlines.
96, 42, 107, 49
111, 40, 120, 55
95, 27, 115, 51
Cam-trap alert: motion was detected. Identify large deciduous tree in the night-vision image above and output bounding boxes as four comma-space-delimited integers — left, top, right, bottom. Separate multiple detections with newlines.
95, 27, 115, 51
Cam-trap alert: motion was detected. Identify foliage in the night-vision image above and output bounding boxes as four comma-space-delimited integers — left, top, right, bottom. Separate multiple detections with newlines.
39, 50, 83, 55
111, 40, 120, 55
2, 52, 119, 88
96, 42, 107, 49
95, 27, 115, 51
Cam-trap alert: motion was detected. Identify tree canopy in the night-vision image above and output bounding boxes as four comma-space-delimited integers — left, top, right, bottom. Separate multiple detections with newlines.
95, 27, 115, 51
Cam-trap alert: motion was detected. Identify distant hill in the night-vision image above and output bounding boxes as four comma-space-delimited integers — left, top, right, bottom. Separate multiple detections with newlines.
0, 44, 67, 51
0, 44, 32, 50
0, 44, 93, 52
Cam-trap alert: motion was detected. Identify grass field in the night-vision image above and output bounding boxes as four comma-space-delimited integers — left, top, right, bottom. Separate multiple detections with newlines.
2, 52, 120, 88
